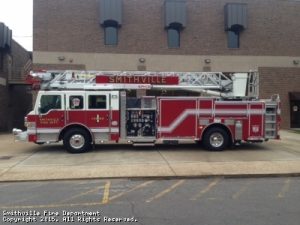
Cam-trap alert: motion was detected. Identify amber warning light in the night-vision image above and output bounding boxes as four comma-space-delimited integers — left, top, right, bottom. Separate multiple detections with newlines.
96, 75, 179, 85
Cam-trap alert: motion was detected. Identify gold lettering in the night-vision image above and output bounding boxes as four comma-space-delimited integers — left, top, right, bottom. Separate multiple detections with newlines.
134, 76, 139, 83
109, 76, 115, 83
151, 76, 155, 83
106, 75, 170, 84
141, 77, 147, 83
128, 76, 132, 83
116, 76, 122, 83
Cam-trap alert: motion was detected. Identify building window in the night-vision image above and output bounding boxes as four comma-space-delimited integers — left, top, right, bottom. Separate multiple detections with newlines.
167, 23, 182, 48
224, 3, 247, 49
227, 30, 239, 49
103, 20, 118, 46
105, 26, 118, 45
168, 28, 180, 48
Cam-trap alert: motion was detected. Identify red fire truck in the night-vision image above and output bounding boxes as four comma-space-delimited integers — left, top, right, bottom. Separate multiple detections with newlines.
13, 70, 280, 153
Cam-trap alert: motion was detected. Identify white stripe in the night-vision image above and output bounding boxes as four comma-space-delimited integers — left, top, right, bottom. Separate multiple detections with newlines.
91, 128, 119, 133
215, 102, 263, 105
158, 109, 265, 133
158, 109, 198, 133
250, 109, 265, 114
215, 109, 264, 115
215, 110, 247, 115
36, 128, 60, 133
36, 128, 119, 134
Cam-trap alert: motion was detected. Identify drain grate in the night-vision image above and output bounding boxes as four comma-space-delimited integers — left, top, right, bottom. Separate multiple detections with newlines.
0, 156, 12, 160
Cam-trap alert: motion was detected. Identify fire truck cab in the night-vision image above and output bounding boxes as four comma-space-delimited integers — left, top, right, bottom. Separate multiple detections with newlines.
13, 70, 281, 153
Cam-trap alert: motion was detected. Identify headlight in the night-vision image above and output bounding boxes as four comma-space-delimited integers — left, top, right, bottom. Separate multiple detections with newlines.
26, 122, 36, 129
24, 117, 28, 127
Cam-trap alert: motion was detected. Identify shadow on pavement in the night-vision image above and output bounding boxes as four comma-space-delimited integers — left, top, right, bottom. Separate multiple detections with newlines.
32, 142, 269, 154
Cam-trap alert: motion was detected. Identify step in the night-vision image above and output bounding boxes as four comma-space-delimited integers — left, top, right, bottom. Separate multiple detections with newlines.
133, 142, 155, 147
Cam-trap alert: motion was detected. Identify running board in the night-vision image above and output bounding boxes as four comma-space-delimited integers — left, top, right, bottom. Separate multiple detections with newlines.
132, 142, 155, 147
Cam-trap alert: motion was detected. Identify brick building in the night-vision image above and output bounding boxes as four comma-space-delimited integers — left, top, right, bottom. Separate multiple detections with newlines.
0, 23, 32, 131
33, 0, 300, 128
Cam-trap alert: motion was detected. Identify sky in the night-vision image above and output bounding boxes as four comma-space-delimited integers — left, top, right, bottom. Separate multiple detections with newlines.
0, 0, 33, 51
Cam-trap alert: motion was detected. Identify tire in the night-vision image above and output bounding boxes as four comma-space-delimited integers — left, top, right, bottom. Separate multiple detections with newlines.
203, 127, 229, 151
35, 142, 45, 145
63, 128, 91, 153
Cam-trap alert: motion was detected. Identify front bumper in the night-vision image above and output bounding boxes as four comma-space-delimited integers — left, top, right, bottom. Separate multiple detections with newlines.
12, 128, 28, 142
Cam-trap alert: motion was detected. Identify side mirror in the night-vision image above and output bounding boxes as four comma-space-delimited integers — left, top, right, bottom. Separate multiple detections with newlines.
38, 104, 42, 115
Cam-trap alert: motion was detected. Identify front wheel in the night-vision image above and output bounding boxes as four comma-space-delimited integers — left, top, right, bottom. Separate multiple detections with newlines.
202, 127, 229, 151
63, 128, 91, 153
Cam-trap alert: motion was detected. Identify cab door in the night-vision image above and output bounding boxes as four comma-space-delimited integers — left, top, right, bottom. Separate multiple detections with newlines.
65, 92, 86, 125
86, 92, 111, 141
36, 92, 65, 142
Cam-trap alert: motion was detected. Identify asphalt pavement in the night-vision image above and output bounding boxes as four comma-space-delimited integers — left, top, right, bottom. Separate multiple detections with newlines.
0, 130, 300, 181
0, 177, 299, 225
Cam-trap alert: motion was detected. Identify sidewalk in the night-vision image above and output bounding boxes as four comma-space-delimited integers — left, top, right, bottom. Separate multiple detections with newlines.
0, 130, 300, 181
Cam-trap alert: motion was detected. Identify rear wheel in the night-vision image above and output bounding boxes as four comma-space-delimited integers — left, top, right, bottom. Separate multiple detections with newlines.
63, 128, 91, 153
203, 127, 229, 151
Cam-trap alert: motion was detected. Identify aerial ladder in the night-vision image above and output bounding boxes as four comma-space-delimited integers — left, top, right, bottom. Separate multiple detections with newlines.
26, 70, 259, 99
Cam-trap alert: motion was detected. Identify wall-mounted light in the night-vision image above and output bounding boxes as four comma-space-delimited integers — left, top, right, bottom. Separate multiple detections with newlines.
58, 56, 65, 61
204, 58, 211, 64
139, 57, 146, 63
293, 60, 299, 65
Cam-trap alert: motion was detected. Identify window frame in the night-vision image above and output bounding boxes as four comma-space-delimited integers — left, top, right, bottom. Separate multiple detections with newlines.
88, 95, 108, 110
69, 95, 84, 110
39, 94, 62, 114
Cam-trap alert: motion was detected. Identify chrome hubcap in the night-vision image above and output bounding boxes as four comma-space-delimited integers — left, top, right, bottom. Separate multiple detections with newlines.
209, 132, 224, 148
69, 134, 85, 149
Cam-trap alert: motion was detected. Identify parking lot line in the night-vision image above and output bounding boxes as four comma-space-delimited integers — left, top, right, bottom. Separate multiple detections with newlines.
109, 180, 154, 202
102, 181, 111, 204
232, 180, 253, 199
58, 186, 103, 204
190, 178, 220, 201
277, 178, 291, 198
0, 181, 155, 209
0, 201, 105, 210
146, 180, 185, 203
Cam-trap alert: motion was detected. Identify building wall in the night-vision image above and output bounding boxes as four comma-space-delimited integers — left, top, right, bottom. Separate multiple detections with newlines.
0, 48, 11, 131
0, 40, 32, 131
259, 67, 300, 129
33, 0, 300, 128
0, 84, 9, 131
33, 0, 300, 55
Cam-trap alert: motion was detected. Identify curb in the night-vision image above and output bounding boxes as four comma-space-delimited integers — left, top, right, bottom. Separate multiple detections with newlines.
1, 172, 300, 183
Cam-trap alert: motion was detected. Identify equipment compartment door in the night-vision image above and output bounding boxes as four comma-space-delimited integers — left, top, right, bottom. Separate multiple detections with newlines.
86, 91, 120, 141
158, 98, 197, 138
249, 103, 264, 138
